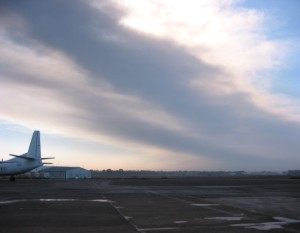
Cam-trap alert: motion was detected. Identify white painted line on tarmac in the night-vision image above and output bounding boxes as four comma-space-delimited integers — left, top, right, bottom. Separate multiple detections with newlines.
0, 200, 26, 204
40, 199, 77, 202
1, 199, 115, 203
137, 227, 180, 231
174, 220, 188, 224
191, 203, 219, 207
206, 216, 243, 221
90, 199, 113, 203
231, 216, 300, 231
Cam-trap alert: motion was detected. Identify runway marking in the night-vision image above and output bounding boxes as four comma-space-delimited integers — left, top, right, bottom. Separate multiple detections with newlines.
174, 220, 188, 224
231, 217, 300, 231
0, 200, 25, 204
206, 216, 243, 221
191, 203, 219, 207
40, 199, 77, 202
101, 194, 139, 232
144, 190, 300, 232
90, 199, 113, 203
66, 183, 300, 232
150, 190, 248, 220
1, 199, 114, 203
136, 227, 180, 231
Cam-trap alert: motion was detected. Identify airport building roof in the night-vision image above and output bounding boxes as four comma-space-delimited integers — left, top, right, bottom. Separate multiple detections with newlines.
39, 166, 91, 179
41, 166, 83, 172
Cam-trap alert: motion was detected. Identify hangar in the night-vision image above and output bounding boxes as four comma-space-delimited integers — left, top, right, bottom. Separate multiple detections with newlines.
39, 166, 91, 179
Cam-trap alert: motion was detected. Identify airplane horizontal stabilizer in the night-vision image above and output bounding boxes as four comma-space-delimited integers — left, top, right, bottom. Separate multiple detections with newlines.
42, 162, 53, 165
41, 157, 55, 160
9, 154, 35, 160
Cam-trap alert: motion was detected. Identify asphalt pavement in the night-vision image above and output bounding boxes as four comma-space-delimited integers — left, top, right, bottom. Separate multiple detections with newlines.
0, 176, 299, 232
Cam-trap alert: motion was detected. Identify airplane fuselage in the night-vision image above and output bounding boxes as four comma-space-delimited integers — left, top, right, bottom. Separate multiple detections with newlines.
0, 157, 42, 176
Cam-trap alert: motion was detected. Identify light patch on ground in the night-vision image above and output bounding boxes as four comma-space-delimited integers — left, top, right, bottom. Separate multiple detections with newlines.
191, 203, 219, 207
174, 220, 188, 224
90, 199, 113, 203
136, 227, 180, 232
0, 200, 26, 204
39, 199, 77, 202
231, 217, 300, 231
206, 216, 243, 221
1, 199, 115, 203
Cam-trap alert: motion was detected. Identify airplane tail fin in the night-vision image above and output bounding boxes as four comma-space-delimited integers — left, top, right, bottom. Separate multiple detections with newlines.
27, 130, 41, 159
9, 130, 54, 163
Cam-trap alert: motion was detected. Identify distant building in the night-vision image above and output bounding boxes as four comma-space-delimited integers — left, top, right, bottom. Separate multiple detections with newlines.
39, 166, 91, 179
288, 170, 300, 179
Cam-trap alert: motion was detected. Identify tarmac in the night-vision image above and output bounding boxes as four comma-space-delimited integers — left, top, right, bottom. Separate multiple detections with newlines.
0, 176, 300, 232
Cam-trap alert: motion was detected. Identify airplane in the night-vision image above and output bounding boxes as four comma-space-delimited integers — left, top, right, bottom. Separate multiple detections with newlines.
0, 130, 54, 181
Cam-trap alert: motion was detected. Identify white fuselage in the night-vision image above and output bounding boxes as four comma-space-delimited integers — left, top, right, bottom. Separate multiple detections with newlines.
0, 157, 42, 176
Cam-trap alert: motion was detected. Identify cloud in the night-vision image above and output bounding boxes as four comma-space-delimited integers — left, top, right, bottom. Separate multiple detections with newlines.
0, 0, 299, 170
108, 0, 300, 121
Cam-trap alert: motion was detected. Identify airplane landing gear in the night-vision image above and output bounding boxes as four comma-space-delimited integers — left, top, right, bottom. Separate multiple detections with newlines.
10, 176, 15, 182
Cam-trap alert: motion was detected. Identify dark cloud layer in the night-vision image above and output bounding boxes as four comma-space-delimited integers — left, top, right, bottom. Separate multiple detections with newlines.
1, 0, 300, 170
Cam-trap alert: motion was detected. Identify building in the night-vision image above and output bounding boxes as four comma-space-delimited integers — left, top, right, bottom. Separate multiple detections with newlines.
288, 170, 300, 179
39, 166, 91, 179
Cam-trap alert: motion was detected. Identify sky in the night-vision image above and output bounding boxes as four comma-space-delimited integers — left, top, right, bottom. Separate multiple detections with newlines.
0, 0, 299, 171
